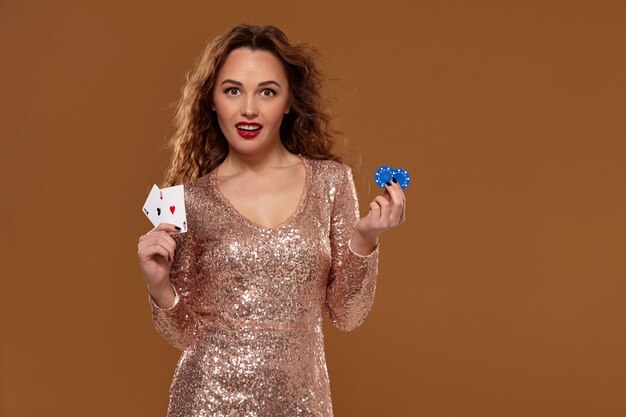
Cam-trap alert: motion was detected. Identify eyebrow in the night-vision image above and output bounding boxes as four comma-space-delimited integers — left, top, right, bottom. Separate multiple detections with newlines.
220, 79, 282, 88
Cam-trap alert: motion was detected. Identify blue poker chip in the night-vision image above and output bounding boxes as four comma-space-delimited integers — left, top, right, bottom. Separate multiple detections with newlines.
393, 168, 410, 189
374, 165, 393, 188
374, 165, 411, 190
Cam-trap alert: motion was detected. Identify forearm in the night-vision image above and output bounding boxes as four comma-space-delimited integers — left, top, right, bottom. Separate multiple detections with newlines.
326, 243, 379, 331
148, 275, 198, 350
149, 283, 198, 350
327, 232, 380, 331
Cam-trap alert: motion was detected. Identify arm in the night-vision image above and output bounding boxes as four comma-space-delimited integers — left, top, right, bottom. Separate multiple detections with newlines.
326, 164, 380, 331
148, 229, 201, 350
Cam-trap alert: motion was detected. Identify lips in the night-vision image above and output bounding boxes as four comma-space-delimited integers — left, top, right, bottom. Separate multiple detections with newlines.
236, 122, 262, 139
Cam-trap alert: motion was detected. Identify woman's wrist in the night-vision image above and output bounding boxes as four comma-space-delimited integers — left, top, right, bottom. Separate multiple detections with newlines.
350, 231, 379, 256
149, 280, 177, 309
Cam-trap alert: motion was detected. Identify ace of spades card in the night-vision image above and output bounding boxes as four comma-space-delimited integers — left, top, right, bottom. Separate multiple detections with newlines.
142, 184, 160, 225
142, 184, 188, 232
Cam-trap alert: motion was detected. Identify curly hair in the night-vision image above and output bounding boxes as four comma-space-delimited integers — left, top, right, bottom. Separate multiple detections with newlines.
162, 24, 343, 187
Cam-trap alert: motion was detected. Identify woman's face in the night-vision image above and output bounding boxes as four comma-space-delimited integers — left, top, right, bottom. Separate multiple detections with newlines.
212, 47, 290, 156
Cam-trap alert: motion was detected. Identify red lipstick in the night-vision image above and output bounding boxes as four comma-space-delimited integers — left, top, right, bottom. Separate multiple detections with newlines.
236, 122, 262, 139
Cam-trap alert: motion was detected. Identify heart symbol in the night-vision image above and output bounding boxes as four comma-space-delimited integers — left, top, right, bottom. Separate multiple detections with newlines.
374, 165, 411, 190
170, 206, 176, 214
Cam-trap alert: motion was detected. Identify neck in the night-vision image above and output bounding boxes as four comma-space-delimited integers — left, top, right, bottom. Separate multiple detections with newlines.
219, 141, 299, 176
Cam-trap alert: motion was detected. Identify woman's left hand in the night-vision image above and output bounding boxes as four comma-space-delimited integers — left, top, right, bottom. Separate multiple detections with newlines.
352, 178, 406, 254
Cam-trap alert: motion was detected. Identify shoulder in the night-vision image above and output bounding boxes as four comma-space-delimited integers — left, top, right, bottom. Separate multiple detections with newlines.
170, 173, 214, 238
170, 173, 215, 226
305, 158, 356, 206
180, 172, 213, 201
306, 157, 352, 180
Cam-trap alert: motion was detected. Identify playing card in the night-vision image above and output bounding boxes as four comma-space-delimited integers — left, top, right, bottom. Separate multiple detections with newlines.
142, 184, 160, 226
159, 184, 188, 232
141, 184, 188, 232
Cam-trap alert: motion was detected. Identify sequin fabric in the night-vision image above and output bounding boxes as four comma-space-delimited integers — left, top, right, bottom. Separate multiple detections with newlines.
148, 155, 380, 417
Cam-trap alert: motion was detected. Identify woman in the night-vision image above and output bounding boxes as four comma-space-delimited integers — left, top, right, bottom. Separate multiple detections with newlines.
137, 24, 406, 416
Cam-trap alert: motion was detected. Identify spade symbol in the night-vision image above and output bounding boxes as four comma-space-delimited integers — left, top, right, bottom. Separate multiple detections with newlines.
157, 208, 161, 216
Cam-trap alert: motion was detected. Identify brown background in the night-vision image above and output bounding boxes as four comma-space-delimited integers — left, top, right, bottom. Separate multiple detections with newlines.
1, 1, 625, 416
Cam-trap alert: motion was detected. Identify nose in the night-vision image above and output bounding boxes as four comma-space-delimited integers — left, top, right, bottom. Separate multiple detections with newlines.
240, 96, 258, 118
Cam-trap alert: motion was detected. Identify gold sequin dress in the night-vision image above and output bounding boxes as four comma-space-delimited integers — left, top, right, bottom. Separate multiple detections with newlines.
148, 155, 380, 417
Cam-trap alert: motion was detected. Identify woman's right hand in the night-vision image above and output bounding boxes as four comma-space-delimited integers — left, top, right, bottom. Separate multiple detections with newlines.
137, 223, 180, 291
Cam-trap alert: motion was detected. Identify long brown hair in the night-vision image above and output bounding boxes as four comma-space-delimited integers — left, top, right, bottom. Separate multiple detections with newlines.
162, 24, 342, 187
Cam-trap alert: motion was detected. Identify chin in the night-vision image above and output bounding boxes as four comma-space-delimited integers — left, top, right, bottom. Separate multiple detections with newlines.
228, 136, 280, 154
227, 141, 268, 155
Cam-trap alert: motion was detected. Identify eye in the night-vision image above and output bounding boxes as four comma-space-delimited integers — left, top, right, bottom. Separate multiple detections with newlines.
224, 87, 240, 96
260, 88, 276, 97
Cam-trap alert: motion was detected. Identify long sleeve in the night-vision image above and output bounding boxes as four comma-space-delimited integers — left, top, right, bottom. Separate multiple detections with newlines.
148, 228, 201, 351
325, 164, 380, 331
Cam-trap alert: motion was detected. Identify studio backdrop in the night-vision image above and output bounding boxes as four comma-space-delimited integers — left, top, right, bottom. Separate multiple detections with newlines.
1, 1, 625, 416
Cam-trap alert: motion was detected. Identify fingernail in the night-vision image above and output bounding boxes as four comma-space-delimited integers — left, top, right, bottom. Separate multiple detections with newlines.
392, 177, 397, 183
175, 226, 181, 231
385, 181, 391, 186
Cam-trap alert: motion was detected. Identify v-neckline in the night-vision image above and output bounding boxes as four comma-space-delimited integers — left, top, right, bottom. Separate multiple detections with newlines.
209, 154, 311, 231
